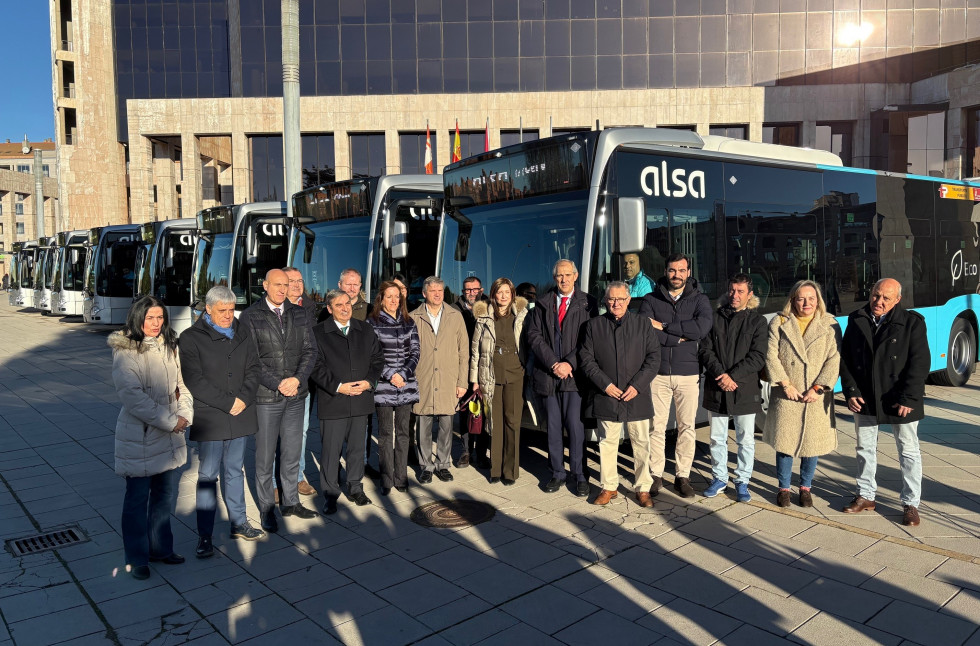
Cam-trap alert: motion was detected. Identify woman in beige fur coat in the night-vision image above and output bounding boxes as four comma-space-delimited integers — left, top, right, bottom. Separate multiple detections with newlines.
762, 280, 840, 509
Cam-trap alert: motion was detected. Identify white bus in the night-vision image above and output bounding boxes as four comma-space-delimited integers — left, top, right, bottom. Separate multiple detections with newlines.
83, 224, 141, 325
442, 127, 980, 390
191, 202, 288, 319
9, 240, 39, 309
134, 218, 198, 333
33, 237, 56, 315
51, 230, 90, 316
289, 174, 443, 319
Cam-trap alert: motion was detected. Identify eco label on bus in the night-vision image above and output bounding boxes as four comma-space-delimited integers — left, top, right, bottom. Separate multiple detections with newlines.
938, 184, 980, 201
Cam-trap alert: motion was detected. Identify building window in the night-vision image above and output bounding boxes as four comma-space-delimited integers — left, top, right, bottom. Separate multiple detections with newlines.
249, 135, 284, 201
709, 125, 748, 140
500, 129, 539, 147
762, 123, 801, 147
0, 165, 9, 170
447, 131, 488, 161
965, 106, 980, 179
815, 122, 854, 167
16, 223, 24, 235
16, 165, 30, 174
14, 194, 24, 216
871, 109, 945, 176
349, 133, 386, 178
399, 132, 437, 175
302, 134, 336, 188
42, 165, 50, 177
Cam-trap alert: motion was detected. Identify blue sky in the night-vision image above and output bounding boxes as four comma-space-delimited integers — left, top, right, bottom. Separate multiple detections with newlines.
0, 3, 54, 143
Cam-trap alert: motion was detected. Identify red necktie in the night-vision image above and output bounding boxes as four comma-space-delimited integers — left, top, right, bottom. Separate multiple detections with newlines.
558, 296, 568, 328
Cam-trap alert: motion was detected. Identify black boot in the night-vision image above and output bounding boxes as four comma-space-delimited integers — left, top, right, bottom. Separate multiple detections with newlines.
196, 481, 218, 538
195, 536, 214, 559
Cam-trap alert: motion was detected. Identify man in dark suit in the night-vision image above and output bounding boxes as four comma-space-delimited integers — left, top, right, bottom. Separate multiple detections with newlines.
840, 278, 930, 527
239, 269, 318, 533
310, 290, 385, 513
526, 259, 598, 497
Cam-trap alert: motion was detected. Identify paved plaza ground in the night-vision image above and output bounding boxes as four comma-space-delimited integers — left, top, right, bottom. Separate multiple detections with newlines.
1, 300, 979, 646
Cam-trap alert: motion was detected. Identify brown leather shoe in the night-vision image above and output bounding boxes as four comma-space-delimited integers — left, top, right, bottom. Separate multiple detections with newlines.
636, 491, 654, 508
457, 453, 470, 468
649, 476, 663, 497
674, 477, 695, 499
592, 489, 618, 506
902, 505, 921, 526
297, 480, 317, 496
843, 496, 876, 514
776, 490, 791, 507
798, 489, 813, 508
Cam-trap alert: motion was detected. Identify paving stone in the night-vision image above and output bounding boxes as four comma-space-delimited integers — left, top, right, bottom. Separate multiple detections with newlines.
416, 594, 493, 631
792, 547, 886, 587
378, 572, 467, 616
99, 583, 191, 629
717, 624, 797, 645
554, 609, 662, 645
310, 537, 391, 570
942, 589, 980, 625
655, 562, 749, 607
552, 564, 619, 595
602, 545, 685, 585
714, 586, 818, 636
860, 566, 961, 610
296, 582, 387, 630
237, 545, 317, 581
789, 613, 903, 646
7, 604, 105, 646
416, 544, 498, 581
526, 554, 593, 582
854, 540, 949, 577
342, 553, 426, 592
438, 608, 520, 646
236, 619, 340, 645
792, 524, 879, 556
794, 576, 892, 623
0, 581, 88, 623
209, 593, 304, 644
585, 574, 676, 621
383, 527, 459, 561
669, 537, 753, 573
489, 535, 566, 571
263, 562, 352, 604
465, 562, 543, 605
867, 599, 978, 646
735, 509, 818, 538
182, 573, 272, 616
678, 512, 760, 546
638, 597, 742, 646
500, 584, 598, 634
472, 621, 563, 646
721, 556, 817, 597
331, 605, 431, 646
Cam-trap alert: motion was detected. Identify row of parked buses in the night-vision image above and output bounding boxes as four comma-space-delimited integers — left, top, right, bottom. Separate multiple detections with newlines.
5, 127, 980, 387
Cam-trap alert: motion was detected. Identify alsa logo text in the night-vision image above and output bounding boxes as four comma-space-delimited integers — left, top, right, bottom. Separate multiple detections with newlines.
640, 162, 706, 199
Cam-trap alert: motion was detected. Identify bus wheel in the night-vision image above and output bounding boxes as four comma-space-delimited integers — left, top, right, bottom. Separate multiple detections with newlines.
933, 318, 976, 387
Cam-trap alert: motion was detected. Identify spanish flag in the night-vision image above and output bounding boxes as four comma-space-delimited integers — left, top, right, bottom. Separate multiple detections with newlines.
424, 124, 433, 174
452, 120, 461, 163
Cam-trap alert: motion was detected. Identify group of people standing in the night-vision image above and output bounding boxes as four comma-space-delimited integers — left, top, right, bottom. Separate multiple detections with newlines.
109, 254, 930, 581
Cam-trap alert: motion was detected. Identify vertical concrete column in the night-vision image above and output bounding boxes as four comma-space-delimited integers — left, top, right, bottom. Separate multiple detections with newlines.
748, 122, 764, 142
153, 142, 176, 220
181, 132, 202, 219
800, 120, 817, 149
232, 131, 251, 203
335, 130, 350, 181
386, 129, 399, 174
201, 158, 218, 206
129, 135, 155, 224
853, 117, 872, 170
436, 126, 450, 170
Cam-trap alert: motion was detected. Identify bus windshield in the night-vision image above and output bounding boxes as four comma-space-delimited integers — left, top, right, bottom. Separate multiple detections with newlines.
293, 217, 372, 309
20, 249, 36, 289
234, 216, 289, 308
34, 249, 50, 290
45, 247, 61, 289
157, 231, 195, 305
194, 233, 235, 305
95, 234, 140, 298
439, 191, 590, 302
62, 245, 86, 291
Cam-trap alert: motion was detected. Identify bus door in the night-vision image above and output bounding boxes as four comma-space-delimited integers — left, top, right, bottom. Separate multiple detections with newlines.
239, 216, 290, 307
161, 229, 197, 305
378, 195, 443, 309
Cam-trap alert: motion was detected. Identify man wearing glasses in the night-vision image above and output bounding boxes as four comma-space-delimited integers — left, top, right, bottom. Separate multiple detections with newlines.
452, 276, 489, 467
579, 282, 660, 506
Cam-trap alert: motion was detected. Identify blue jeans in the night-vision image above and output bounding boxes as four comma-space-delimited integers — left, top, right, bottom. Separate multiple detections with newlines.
197, 437, 247, 527
709, 414, 756, 484
121, 469, 178, 567
854, 414, 922, 507
775, 452, 818, 490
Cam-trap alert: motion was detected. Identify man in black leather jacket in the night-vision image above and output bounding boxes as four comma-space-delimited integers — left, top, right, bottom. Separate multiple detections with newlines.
239, 269, 318, 532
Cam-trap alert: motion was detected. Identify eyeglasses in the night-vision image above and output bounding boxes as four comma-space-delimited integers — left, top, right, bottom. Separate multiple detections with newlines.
463, 287, 482, 293
606, 297, 629, 305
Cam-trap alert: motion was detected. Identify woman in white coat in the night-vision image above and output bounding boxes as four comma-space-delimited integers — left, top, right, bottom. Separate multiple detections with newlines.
109, 296, 193, 580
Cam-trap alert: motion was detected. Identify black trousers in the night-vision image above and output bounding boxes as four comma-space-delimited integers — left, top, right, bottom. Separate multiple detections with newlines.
377, 404, 412, 488
490, 381, 523, 480
320, 416, 367, 498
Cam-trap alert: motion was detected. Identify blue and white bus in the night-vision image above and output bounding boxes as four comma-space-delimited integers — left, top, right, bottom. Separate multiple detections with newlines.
290, 175, 443, 318
442, 128, 980, 389
83, 225, 141, 324
135, 218, 198, 332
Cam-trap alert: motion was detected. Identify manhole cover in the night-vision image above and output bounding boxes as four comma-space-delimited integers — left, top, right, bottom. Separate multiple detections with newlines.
410, 499, 496, 528
6, 527, 89, 557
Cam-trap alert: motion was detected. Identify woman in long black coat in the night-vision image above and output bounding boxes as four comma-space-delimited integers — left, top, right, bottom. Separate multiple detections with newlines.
178, 286, 263, 558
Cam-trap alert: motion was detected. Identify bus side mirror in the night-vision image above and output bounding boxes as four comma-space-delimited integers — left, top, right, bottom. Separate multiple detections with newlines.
246, 226, 257, 264
391, 221, 409, 260
615, 197, 646, 255
165, 247, 174, 269
382, 208, 392, 249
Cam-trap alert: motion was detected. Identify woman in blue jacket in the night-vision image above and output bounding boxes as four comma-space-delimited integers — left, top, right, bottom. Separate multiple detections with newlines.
368, 280, 420, 492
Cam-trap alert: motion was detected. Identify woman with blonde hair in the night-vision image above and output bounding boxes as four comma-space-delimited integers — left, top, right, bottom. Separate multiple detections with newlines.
762, 279, 840, 508
470, 277, 529, 484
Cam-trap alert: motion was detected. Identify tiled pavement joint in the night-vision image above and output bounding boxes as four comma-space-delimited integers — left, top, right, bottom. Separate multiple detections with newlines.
747, 499, 980, 565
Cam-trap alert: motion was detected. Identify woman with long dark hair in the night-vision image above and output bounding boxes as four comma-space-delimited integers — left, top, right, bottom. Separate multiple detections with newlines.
368, 281, 420, 493
470, 278, 529, 484
109, 296, 193, 580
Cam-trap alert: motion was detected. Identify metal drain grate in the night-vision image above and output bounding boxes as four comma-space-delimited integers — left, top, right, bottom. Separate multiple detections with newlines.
6, 528, 88, 557
410, 499, 495, 528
